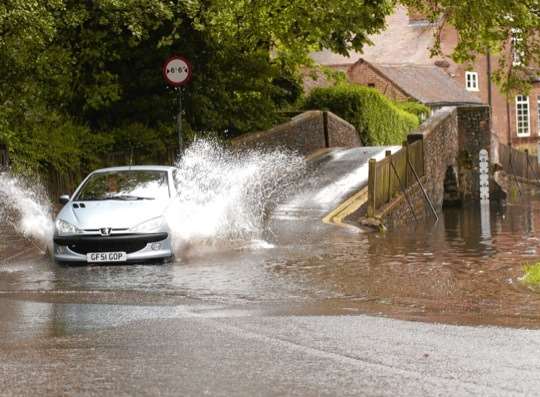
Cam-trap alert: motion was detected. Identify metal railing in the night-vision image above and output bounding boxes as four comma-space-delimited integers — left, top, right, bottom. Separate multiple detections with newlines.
367, 139, 424, 217
499, 143, 540, 181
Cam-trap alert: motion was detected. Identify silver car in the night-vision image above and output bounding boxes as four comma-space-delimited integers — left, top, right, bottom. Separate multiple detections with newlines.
53, 166, 177, 265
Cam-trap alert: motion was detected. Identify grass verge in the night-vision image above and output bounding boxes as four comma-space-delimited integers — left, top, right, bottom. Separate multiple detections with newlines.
522, 262, 540, 284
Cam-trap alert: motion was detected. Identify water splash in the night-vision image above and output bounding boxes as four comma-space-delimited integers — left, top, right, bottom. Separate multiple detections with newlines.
167, 140, 306, 253
0, 140, 305, 259
0, 173, 54, 252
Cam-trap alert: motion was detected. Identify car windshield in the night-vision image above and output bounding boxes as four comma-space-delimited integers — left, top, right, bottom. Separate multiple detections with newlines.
75, 170, 170, 201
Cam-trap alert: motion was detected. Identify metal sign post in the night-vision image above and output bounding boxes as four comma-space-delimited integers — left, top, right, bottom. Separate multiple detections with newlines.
162, 55, 192, 155
176, 88, 183, 155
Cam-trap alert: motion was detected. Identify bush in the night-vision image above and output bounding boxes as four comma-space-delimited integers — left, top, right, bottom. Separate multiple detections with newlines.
395, 101, 431, 122
0, 105, 178, 182
522, 262, 540, 284
303, 84, 420, 145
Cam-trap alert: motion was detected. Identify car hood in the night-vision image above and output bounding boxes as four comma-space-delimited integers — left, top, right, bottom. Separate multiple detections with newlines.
57, 200, 170, 230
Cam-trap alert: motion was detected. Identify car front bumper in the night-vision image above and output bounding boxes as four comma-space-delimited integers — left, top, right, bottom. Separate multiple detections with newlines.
53, 232, 173, 264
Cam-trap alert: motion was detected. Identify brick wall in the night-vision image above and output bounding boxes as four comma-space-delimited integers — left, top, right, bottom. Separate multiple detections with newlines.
347, 61, 410, 102
231, 110, 361, 155
438, 22, 540, 147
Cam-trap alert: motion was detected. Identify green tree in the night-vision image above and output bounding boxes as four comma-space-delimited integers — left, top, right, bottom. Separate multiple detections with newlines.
0, 0, 395, 175
400, 0, 540, 93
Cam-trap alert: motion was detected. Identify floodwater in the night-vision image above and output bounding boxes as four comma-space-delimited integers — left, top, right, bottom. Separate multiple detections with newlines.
3, 196, 540, 330
3, 144, 540, 335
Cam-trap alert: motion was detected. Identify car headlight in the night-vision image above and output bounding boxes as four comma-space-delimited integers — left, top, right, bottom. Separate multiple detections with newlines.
129, 217, 164, 233
55, 219, 83, 236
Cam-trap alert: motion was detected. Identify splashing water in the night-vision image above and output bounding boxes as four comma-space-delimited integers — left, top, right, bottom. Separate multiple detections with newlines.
167, 140, 306, 252
0, 140, 306, 259
0, 173, 54, 252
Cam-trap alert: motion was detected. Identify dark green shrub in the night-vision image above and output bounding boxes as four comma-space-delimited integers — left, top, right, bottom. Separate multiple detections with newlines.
303, 85, 420, 145
395, 101, 431, 122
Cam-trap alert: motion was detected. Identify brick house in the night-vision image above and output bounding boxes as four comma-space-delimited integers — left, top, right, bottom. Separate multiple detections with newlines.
310, 6, 540, 153
344, 59, 481, 108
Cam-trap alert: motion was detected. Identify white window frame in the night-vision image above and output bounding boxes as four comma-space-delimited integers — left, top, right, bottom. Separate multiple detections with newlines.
465, 71, 479, 91
516, 95, 530, 137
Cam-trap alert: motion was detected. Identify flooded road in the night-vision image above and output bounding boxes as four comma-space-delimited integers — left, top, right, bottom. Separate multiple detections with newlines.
3, 146, 540, 395
3, 200, 540, 396
3, 191, 540, 329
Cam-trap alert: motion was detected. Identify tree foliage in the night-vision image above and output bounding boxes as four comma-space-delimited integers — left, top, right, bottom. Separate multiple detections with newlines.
400, 0, 540, 93
1, 0, 538, 178
0, 0, 394, 175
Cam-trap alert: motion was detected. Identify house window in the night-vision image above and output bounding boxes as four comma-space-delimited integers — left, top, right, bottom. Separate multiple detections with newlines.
516, 95, 530, 137
465, 71, 479, 91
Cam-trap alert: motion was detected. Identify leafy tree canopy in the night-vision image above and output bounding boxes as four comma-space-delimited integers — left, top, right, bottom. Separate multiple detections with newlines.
1, 0, 538, 177
0, 0, 394, 174
400, 0, 540, 93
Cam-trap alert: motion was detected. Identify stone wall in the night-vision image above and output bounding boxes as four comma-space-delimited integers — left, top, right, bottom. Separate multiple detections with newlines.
358, 105, 493, 229
326, 112, 361, 147
375, 107, 459, 228
231, 110, 361, 155
456, 106, 491, 201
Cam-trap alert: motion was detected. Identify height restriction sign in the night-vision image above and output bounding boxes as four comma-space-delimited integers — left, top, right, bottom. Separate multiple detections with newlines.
162, 55, 192, 87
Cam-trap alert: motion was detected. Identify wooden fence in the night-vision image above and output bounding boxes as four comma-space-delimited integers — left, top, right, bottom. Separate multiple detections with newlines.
499, 143, 540, 180
367, 139, 424, 217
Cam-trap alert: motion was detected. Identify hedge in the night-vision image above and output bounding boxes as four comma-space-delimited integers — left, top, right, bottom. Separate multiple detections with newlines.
395, 101, 431, 122
303, 85, 421, 146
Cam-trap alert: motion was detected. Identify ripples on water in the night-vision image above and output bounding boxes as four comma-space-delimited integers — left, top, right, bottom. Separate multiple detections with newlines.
4, 198, 540, 327
4, 143, 540, 327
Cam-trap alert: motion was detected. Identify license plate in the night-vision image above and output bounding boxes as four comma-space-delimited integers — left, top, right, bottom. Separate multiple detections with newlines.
86, 252, 127, 263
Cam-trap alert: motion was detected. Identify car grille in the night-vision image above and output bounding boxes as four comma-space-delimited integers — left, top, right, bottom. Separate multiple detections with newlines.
68, 239, 148, 255
54, 233, 168, 255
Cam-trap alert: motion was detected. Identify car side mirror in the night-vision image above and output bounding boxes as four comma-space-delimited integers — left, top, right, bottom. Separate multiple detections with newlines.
59, 194, 70, 205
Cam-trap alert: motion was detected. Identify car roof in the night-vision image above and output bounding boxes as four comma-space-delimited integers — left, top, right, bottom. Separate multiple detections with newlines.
91, 165, 177, 173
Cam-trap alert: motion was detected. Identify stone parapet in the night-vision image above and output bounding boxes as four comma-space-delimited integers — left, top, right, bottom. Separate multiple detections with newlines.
231, 111, 361, 155
355, 105, 493, 230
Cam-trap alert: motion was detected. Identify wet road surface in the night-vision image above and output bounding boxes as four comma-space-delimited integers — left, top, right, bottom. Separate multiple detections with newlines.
3, 148, 540, 395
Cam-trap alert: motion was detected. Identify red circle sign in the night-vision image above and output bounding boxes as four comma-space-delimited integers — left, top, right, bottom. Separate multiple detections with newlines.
163, 55, 192, 87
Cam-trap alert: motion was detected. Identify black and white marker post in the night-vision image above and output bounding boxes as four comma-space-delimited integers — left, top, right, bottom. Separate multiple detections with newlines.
162, 55, 192, 155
